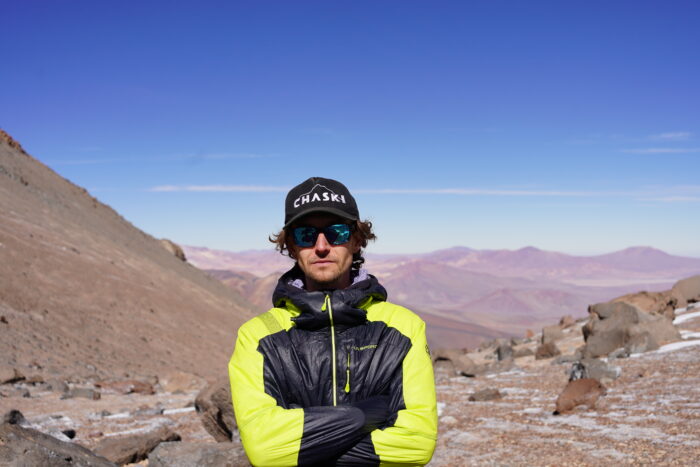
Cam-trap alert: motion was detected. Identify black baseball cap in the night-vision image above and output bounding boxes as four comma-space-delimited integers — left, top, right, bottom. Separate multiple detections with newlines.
284, 177, 359, 229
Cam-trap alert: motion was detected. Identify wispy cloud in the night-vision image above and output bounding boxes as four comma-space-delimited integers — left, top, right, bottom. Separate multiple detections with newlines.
149, 185, 288, 192
355, 188, 610, 197
642, 196, 700, 203
187, 153, 276, 161
621, 147, 700, 154
49, 158, 126, 165
147, 184, 700, 203
650, 131, 692, 141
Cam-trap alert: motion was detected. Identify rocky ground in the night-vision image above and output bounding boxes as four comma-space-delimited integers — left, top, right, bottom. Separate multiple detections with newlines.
2, 305, 699, 466
432, 305, 700, 466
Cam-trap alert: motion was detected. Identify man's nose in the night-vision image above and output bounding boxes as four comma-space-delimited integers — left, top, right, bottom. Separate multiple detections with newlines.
314, 233, 331, 254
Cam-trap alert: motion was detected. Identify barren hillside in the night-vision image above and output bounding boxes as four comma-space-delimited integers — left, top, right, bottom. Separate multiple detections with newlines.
0, 130, 256, 382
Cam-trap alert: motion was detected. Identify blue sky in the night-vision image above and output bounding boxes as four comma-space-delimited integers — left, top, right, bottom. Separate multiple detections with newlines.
2, 1, 699, 256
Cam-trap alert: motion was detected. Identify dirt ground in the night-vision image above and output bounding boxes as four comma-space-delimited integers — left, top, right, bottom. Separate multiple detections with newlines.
2, 309, 699, 467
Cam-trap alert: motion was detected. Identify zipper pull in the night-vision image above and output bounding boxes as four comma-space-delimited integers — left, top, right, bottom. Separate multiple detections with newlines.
321, 295, 329, 312
344, 352, 351, 393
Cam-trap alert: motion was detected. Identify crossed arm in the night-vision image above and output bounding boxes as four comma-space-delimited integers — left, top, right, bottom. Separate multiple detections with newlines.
228, 316, 437, 466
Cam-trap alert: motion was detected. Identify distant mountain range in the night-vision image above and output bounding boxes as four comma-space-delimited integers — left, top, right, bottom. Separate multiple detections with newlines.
184, 245, 700, 348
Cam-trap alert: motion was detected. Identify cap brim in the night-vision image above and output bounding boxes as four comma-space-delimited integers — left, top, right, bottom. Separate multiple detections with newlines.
284, 207, 358, 229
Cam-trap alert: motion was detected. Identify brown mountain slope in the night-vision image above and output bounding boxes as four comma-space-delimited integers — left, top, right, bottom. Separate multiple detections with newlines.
0, 130, 256, 381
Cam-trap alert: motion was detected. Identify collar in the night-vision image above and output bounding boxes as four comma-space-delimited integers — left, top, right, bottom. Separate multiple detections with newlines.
272, 265, 387, 331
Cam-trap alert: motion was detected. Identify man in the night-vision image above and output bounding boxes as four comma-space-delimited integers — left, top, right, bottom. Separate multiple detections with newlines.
229, 177, 437, 466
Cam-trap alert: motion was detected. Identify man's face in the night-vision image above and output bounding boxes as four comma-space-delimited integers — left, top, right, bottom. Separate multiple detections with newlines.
288, 213, 360, 291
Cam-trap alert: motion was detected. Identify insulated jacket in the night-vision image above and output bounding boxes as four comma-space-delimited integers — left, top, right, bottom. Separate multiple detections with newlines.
229, 266, 437, 466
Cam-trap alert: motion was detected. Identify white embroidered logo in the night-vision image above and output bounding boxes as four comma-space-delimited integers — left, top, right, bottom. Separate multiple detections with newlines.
293, 184, 346, 208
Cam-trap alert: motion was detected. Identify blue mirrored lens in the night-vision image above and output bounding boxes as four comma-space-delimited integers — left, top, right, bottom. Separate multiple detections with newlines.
292, 224, 352, 247
326, 224, 351, 244
293, 227, 318, 247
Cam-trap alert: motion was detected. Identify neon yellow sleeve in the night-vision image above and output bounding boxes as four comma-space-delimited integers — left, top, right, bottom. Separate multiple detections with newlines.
367, 304, 438, 466
229, 317, 304, 466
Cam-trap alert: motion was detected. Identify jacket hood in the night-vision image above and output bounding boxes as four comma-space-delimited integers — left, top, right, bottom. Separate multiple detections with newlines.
272, 265, 387, 331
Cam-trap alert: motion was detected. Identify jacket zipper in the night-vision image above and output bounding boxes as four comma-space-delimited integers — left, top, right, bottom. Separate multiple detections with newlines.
322, 294, 338, 406
344, 351, 351, 393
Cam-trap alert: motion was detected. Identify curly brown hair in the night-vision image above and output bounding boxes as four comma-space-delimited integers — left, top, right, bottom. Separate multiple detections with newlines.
269, 219, 376, 269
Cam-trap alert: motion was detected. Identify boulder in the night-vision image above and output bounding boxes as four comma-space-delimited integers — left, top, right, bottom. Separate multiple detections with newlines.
587, 301, 637, 321
96, 380, 155, 395
0, 366, 25, 385
45, 378, 69, 393
553, 378, 606, 415
559, 315, 576, 328
612, 291, 677, 320
62, 387, 101, 400
0, 422, 115, 466
195, 377, 237, 442
160, 371, 207, 393
93, 426, 180, 465
496, 343, 513, 361
2, 410, 26, 425
512, 345, 534, 358
535, 342, 561, 360
671, 275, 700, 308
149, 441, 249, 467
541, 325, 565, 345
432, 349, 484, 376
468, 388, 502, 401
160, 239, 186, 261
579, 359, 621, 383
582, 305, 681, 358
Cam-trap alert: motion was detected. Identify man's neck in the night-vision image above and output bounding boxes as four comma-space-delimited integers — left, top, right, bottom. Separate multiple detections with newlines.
304, 272, 352, 292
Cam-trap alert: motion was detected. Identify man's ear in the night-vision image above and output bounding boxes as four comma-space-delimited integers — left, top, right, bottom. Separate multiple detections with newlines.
351, 236, 361, 254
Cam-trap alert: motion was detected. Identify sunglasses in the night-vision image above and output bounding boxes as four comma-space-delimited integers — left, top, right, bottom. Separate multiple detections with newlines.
292, 224, 354, 247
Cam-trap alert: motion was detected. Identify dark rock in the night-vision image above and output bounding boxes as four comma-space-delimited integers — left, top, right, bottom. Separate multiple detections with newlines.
496, 343, 513, 361
559, 315, 576, 328
542, 325, 565, 345
552, 354, 579, 365
0, 422, 115, 466
468, 388, 503, 401
61, 429, 76, 439
2, 409, 26, 425
195, 376, 237, 442
671, 274, 700, 308
46, 378, 69, 393
608, 347, 631, 359
93, 425, 180, 465
535, 342, 561, 360
0, 366, 25, 385
148, 441, 249, 467
582, 304, 681, 358
579, 358, 621, 383
568, 362, 587, 381
62, 387, 101, 400
432, 349, 486, 376
512, 346, 534, 358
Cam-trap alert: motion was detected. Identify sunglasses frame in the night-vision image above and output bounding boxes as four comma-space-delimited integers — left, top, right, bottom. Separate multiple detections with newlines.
291, 223, 355, 247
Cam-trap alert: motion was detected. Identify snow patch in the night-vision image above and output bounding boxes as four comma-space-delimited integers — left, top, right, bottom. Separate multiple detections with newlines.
673, 310, 700, 324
